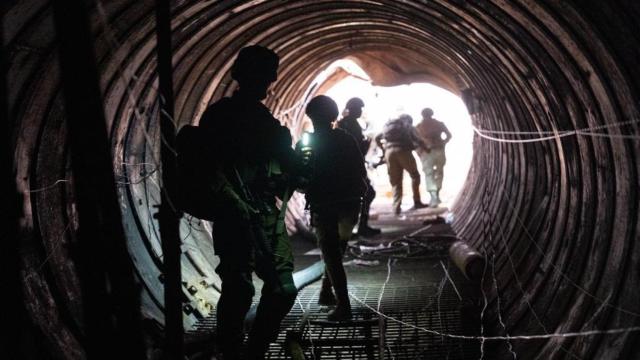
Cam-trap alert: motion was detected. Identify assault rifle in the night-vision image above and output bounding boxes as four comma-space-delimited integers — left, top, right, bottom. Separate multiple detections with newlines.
231, 168, 283, 291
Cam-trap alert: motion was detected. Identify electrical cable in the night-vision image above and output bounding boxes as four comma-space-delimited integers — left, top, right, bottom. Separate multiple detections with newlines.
475, 118, 639, 135
348, 234, 457, 260
349, 293, 640, 341
473, 118, 640, 143
500, 190, 640, 319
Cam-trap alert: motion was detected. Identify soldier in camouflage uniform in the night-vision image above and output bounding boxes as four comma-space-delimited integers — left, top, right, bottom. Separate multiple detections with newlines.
375, 115, 428, 215
336, 97, 381, 237
296, 95, 366, 321
199, 45, 302, 359
415, 108, 451, 207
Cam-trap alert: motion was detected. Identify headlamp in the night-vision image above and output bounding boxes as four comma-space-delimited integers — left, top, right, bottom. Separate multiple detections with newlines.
301, 132, 311, 147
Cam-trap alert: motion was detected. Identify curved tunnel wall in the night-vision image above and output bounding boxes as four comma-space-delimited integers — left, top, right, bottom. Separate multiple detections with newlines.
6, 1, 640, 358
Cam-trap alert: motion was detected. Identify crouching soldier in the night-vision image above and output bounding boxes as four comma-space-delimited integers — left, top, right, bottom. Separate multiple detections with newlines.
296, 95, 367, 321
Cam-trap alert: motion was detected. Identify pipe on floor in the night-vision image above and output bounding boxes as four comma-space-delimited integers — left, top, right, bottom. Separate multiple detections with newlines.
449, 241, 485, 282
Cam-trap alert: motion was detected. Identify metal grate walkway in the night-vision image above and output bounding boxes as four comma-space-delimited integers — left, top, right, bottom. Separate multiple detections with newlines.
189, 283, 480, 359
267, 284, 479, 359
188, 220, 481, 359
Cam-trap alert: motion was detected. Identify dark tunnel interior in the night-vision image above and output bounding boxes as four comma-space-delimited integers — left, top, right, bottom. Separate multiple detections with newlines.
4, 1, 640, 359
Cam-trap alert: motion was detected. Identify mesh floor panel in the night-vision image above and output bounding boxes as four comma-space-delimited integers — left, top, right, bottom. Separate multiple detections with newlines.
190, 283, 480, 359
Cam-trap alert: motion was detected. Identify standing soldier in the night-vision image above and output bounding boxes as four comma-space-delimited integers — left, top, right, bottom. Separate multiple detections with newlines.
198, 45, 302, 359
336, 97, 381, 236
296, 95, 366, 321
375, 114, 428, 215
415, 108, 452, 207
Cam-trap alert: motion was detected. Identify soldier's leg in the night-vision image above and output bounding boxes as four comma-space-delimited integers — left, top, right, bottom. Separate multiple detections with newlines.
318, 267, 336, 305
385, 149, 403, 214
315, 208, 351, 320
247, 213, 297, 358
213, 223, 255, 359
424, 149, 445, 206
358, 177, 380, 235
313, 210, 336, 305
397, 150, 424, 206
421, 153, 438, 192
338, 202, 360, 249
432, 148, 446, 191
328, 203, 359, 320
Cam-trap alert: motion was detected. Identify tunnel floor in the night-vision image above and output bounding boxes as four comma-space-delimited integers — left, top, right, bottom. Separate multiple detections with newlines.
187, 205, 482, 359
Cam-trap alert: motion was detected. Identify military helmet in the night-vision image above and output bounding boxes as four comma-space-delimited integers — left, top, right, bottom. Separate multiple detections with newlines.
306, 95, 339, 125
399, 114, 413, 126
421, 107, 434, 118
345, 97, 365, 110
231, 45, 279, 82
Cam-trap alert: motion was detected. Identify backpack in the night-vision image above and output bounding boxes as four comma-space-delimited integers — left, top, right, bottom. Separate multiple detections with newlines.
175, 125, 217, 220
382, 118, 408, 143
298, 130, 367, 206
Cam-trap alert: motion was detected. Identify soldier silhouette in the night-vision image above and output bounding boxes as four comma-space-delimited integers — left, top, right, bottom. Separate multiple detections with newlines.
198, 45, 302, 359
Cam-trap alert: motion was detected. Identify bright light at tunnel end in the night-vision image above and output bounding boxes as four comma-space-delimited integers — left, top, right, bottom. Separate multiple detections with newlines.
321, 60, 474, 208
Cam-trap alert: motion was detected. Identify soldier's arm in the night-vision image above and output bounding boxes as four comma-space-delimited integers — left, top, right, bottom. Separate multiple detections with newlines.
199, 102, 256, 221
215, 181, 256, 221
442, 123, 452, 144
347, 135, 367, 177
271, 124, 304, 174
343, 134, 368, 197
410, 127, 429, 151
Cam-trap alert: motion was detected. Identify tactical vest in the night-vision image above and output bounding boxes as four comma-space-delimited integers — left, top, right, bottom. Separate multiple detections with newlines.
382, 119, 414, 150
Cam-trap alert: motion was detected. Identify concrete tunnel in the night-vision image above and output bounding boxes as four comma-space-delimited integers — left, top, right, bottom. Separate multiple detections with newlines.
4, 0, 640, 359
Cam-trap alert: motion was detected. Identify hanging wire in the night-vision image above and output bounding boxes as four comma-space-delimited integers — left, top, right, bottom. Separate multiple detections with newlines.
349, 294, 640, 341
473, 118, 640, 143
500, 190, 640, 319
489, 253, 518, 360
478, 171, 491, 359
28, 179, 71, 193
348, 233, 457, 260
479, 169, 521, 359
494, 209, 583, 360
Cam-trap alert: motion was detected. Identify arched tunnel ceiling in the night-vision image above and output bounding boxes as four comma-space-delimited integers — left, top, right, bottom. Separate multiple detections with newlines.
5, 0, 640, 358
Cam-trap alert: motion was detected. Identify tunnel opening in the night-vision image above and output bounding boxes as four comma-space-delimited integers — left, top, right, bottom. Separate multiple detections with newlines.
323, 67, 473, 209
6, 1, 640, 359
297, 58, 474, 213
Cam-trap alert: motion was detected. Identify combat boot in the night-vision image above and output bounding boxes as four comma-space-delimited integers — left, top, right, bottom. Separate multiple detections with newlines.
357, 201, 381, 236
327, 302, 352, 321
357, 225, 381, 237
328, 284, 352, 321
318, 275, 337, 306
409, 201, 428, 211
